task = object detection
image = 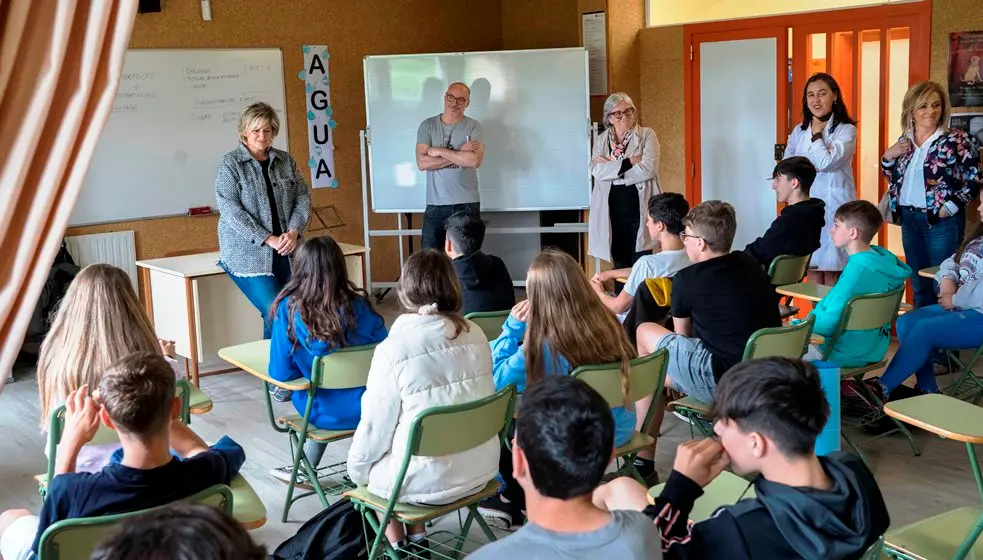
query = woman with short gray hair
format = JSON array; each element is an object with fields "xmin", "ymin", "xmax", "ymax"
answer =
[
  {"xmin": 215, "ymin": 102, "xmax": 311, "ymax": 348},
  {"xmin": 588, "ymin": 92, "xmax": 661, "ymax": 272}
]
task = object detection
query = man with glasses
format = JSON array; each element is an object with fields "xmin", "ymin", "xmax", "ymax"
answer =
[{"xmin": 416, "ymin": 82, "xmax": 485, "ymax": 250}]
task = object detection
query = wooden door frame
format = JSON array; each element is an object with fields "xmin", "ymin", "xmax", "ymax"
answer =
[{"xmin": 683, "ymin": 1, "xmax": 933, "ymax": 205}]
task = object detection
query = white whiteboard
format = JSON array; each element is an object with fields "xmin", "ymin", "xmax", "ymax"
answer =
[
  {"xmin": 364, "ymin": 48, "xmax": 591, "ymax": 213},
  {"xmin": 70, "ymin": 49, "xmax": 288, "ymax": 226}
]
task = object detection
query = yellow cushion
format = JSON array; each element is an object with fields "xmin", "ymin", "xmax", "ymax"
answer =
[
  {"xmin": 344, "ymin": 480, "xmax": 499, "ymax": 523},
  {"xmin": 277, "ymin": 415, "xmax": 355, "ymax": 443},
  {"xmin": 644, "ymin": 277, "xmax": 673, "ymax": 307}
]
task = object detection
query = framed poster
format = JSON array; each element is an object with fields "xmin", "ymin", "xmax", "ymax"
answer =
[
  {"xmin": 948, "ymin": 31, "xmax": 983, "ymax": 107},
  {"xmin": 951, "ymin": 113, "xmax": 983, "ymax": 147}
]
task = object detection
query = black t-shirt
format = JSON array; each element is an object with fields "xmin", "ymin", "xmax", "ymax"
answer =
[
  {"xmin": 671, "ymin": 251, "xmax": 781, "ymax": 379},
  {"xmin": 260, "ymin": 158, "xmax": 283, "ymax": 236},
  {"xmin": 453, "ymin": 251, "xmax": 516, "ymax": 314}
]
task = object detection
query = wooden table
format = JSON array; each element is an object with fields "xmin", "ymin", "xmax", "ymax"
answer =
[
  {"xmin": 774, "ymin": 282, "xmax": 831, "ymax": 303},
  {"xmin": 919, "ymin": 266, "xmax": 940, "ymax": 279},
  {"xmin": 137, "ymin": 244, "xmax": 367, "ymax": 386}
]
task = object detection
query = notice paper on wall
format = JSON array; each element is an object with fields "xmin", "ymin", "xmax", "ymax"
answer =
[
  {"xmin": 582, "ymin": 12, "xmax": 608, "ymax": 96},
  {"xmin": 302, "ymin": 45, "xmax": 338, "ymax": 188}
]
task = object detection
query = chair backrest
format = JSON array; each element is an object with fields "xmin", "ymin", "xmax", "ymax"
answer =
[
  {"xmin": 46, "ymin": 380, "xmax": 193, "ymax": 486},
  {"xmin": 822, "ymin": 287, "xmax": 904, "ymax": 360},
  {"xmin": 37, "ymin": 484, "xmax": 233, "ymax": 560},
  {"xmin": 310, "ymin": 344, "xmax": 378, "ymax": 390},
  {"xmin": 742, "ymin": 315, "xmax": 815, "ymax": 362},
  {"xmin": 408, "ymin": 385, "xmax": 517, "ymax": 459},
  {"xmin": 464, "ymin": 310, "xmax": 511, "ymax": 342},
  {"xmin": 767, "ymin": 254, "xmax": 811, "ymax": 286},
  {"xmin": 858, "ymin": 536, "xmax": 884, "ymax": 560},
  {"xmin": 571, "ymin": 349, "xmax": 670, "ymax": 407}
]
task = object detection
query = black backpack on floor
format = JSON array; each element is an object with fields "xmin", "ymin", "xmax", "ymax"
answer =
[{"xmin": 270, "ymin": 499, "xmax": 374, "ymax": 560}]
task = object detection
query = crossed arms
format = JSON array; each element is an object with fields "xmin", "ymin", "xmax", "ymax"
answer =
[{"xmin": 416, "ymin": 141, "xmax": 485, "ymax": 171}]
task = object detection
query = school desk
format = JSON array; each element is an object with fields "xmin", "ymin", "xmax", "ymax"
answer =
[
  {"xmin": 647, "ymin": 470, "xmax": 755, "ymax": 521},
  {"xmin": 919, "ymin": 266, "xmax": 940, "ymax": 279},
  {"xmin": 137, "ymin": 244, "xmax": 368, "ymax": 386},
  {"xmin": 774, "ymin": 282, "xmax": 831, "ymax": 303}
]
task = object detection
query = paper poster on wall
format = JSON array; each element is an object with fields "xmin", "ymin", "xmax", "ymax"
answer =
[
  {"xmin": 582, "ymin": 12, "xmax": 608, "ymax": 96},
  {"xmin": 301, "ymin": 45, "xmax": 338, "ymax": 188},
  {"xmin": 951, "ymin": 113, "xmax": 983, "ymax": 147},
  {"xmin": 948, "ymin": 31, "xmax": 983, "ymax": 107}
]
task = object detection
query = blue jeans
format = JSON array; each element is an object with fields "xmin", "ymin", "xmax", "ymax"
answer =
[
  {"xmin": 221, "ymin": 253, "xmax": 292, "ymax": 339},
  {"xmin": 879, "ymin": 304, "xmax": 983, "ymax": 394},
  {"xmin": 900, "ymin": 208, "xmax": 962, "ymax": 308},
  {"xmin": 422, "ymin": 202, "xmax": 480, "ymax": 250}
]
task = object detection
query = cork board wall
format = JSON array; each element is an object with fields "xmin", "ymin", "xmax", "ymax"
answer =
[
  {"xmin": 639, "ymin": 25, "xmax": 686, "ymax": 195},
  {"xmin": 65, "ymin": 0, "xmax": 503, "ymax": 283}
]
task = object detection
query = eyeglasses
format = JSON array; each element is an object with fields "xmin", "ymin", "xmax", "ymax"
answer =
[
  {"xmin": 445, "ymin": 93, "xmax": 468, "ymax": 106},
  {"xmin": 679, "ymin": 231, "xmax": 712, "ymax": 246},
  {"xmin": 609, "ymin": 107, "xmax": 636, "ymax": 120}
]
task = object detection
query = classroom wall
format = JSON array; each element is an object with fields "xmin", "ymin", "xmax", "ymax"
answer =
[
  {"xmin": 66, "ymin": 0, "xmax": 503, "ymax": 283},
  {"xmin": 502, "ymin": 0, "xmax": 580, "ymax": 50}
]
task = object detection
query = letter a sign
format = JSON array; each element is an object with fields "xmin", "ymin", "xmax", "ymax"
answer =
[{"xmin": 302, "ymin": 45, "xmax": 337, "ymax": 188}]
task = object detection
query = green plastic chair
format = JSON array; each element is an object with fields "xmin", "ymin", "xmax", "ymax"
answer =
[
  {"xmin": 464, "ymin": 310, "xmax": 511, "ymax": 342},
  {"xmin": 572, "ymin": 349, "xmax": 669, "ymax": 484},
  {"xmin": 768, "ymin": 254, "xmax": 812, "ymax": 319},
  {"xmin": 345, "ymin": 385, "xmax": 517, "ymax": 560},
  {"xmin": 37, "ymin": 484, "xmax": 232, "ymax": 560},
  {"xmin": 36, "ymin": 380, "xmax": 266, "ymax": 530},
  {"xmin": 276, "ymin": 344, "xmax": 377, "ymax": 522},
  {"xmin": 883, "ymin": 394, "xmax": 983, "ymax": 560},
  {"xmin": 943, "ymin": 342, "xmax": 983, "ymax": 403},
  {"xmin": 668, "ymin": 316, "xmax": 816, "ymax": 437},
  {"xmin": 815, "ymin": 287, "xmax": 920, "ymax": 459}
]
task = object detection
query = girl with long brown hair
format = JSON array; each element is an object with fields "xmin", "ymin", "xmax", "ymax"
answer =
[
  {"xmin": 267, "ymin": 235, "xmax": 386, "ymax": 484},
  {"xmin": 481, "ymin": 249, "xmax": 638, "ymax": 529},
  {"xmin": 37, "ymin": 264, "xmax": 184, "ymax": 472}
]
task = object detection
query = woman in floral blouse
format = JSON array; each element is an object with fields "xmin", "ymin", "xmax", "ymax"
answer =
[{"xmin": 882, "ymin": 80, "xmax": 983, "ymax": 308}]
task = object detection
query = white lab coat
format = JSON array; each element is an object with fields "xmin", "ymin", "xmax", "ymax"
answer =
[
  {"xmin": 588, "ymin": 126, "xmax": 661, "ymax": 263},
  {"xmin": 783, "ymin": 117, "xmax": 857, "ymax": 271}
]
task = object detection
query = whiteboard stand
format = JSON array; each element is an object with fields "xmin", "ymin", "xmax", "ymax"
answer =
[{"xmin": 360, "ymin": 129, "xmax": 590, "ymax": 296}]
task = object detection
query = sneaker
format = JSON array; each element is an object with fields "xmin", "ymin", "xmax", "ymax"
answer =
[
  {"xmin": 478, "ymin": 495, "xmax": 523, "ymax": 531},
  {"xmin": 399, "ymin": 538, "xmax": 431, "ymax": 559},
  {"xmin": 269, "ymin": 384, "xmax": 292, "ymax": 403},
  {"xmin": 671, "ymin": 411, "xmax": 693, "ymax": 424}
]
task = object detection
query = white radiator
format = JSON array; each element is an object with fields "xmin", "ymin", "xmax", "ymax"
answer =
[{"xmin": 64, "ymin": 231, "xmax": 138, "ymax": 291}]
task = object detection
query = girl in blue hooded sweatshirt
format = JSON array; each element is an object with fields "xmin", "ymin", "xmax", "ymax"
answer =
[{"xmin": 267, "ymin": 235, "xmax": 387, "ymax": 484}]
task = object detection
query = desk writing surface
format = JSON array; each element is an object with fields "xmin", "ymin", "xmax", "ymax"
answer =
[
  {"xmin": 135, "ymin": 243, "xmax": 369, "ymax": 278},
  {"xmin": 918, "ymin": 266, "xmax": 940, "ymax": 279},
  {"xmin": 775, "ymin": 282, "xmax": 830, "ymax": 302}
]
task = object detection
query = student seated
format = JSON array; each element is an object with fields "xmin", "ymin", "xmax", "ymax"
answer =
[
  {"xmin": 633, "ymin": 201, "xmax": 780, "ymax": 480},
  {"xmin": 868, "ymin": 202, "xmax": 983, "ymax": 405},
  {"xmin": 346, "ymin": 249, "xmax": 498, "ymax": 555},
  {"xmin": 744, "ymin": 156, "xmax": 825, "ymax": 269},
  {"xmin": 482, "ymin": 249, "xmax": 640, "ymax": 529},
  {"xmin": 90, "ymin": 503, "xmax": 266, "ymax": 560},
  {"xmin": 804, "ymin": 201, "xmax": 910, "ymax": 367},
  {"xmin": 267, "ymin": 236, "xmax": 387, "ymax": 485},
  {"xmin": 590, "ymin": 193, "xmax": 691, "ymax": 336},
  {"xmin": 594, "ymin": 358, "xmax": 890, "ymax": 560},
  {"xmin": 0, "ymin": 352, "xmax": 246, "ymax": 560},
  {"xmin": 35, "ymin": 264, "xmax": 186, "ymax": 474},
  {"xmin": 444, "ymin": 211, "xmax": 515, "ymax": 314},
  {"xmin": 469, "ymin": 377, "xmax": 661, "ymax": 560}
]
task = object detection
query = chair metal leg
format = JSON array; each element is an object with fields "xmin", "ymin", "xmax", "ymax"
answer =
[
  {"xmin": 471, "ymin": 505, "xmax": 497, "ymax": 542},
  {"xmin": 281, "ymin": 431, "xmax": 305, "ymax": 522},
  {"xmin": 853, "ymin": 374, "xmax": 920, "ymax": 457},
  {"xmin": 841, "ymin": 432, "xmax": 867, "ymax": 465}
]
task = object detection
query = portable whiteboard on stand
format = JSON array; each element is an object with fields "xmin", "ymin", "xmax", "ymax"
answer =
[{"xmin": 360, "ymin": 47, "xmax": 596, "ymax": 295}]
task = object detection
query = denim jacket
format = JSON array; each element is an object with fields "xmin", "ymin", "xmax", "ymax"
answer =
[
  {"xmin": 882, "ymin": 128, "xmax": 982, "ymax": 225},
  {"xmin": 215, "ymin": 144, "xmax": 312, "ymax": 276}
]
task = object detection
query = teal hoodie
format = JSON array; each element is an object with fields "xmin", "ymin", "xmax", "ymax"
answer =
[{"xmin": 810, "ymin": 245, "xmax": 911, "ymax": 367}]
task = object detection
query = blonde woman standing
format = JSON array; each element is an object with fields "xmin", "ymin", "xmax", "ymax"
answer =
[
  {"xmin": 588, "ymin": 93, "xmax": 661, "ymax": 272},
  {"xmin": 882, "ymin": 81, "xmax": 983, "ymax": 308},
  {"xmin": 36, "ymin": 264, "xmax": 184, "ymax": 473},
  {"xmin": 215, "ymin": 102, "xmax": 311, "ymax": 346}
]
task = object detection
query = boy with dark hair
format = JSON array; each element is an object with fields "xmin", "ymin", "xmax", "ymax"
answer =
[
  {"xmin": 0, "ymin": 352, "xmax": 245, "ymax": 560},
  {"xmin": 591, "ymin": 193, "xmax": 691, "ymax": 328},
  {"xmin": 444, "ymin": 211, "xmax": 515, "ymax": 314},
  {"xmin": 469, "ymin": 376, "xmax": 660, "ymax": 559},
  {"xmin": 90, "ymin": 504, "xmax": 267, "ymax": 560},
  {"xmin": 595, "ymin": 358, "xmax": 890, "ymax": 560},
  {"xmin": 805, "ymin": 200, "xmax": 910, "ymax": 366},
  {"xmin": 744, "ymin": 156, "xmax": 826, "ymax": 268}
]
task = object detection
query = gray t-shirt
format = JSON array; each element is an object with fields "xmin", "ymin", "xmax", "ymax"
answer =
[
  {"xmin": 416, "ymin": 114, "xmax": 482, "ymax": 206},
  {"xmin": 467, "ymin": 510, "xmax": 662, "ymax": 560}
]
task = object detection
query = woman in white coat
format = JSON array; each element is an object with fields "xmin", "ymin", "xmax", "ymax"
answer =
[
  {"xmin": 347, "ymin": 249, "xmax": 498, "ymax": 551},
  {"xmin": 784, "ymin": 73, "xmax": 857, "ymax": 285},
  {"xmin": 589, "ymin": 92, "xmax": 661, "ymax": 273}
]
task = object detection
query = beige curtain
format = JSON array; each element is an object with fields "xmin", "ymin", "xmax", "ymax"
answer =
[{"xmin": 0, "ymin": 1, "xmax": 137, "ymax": 390}]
